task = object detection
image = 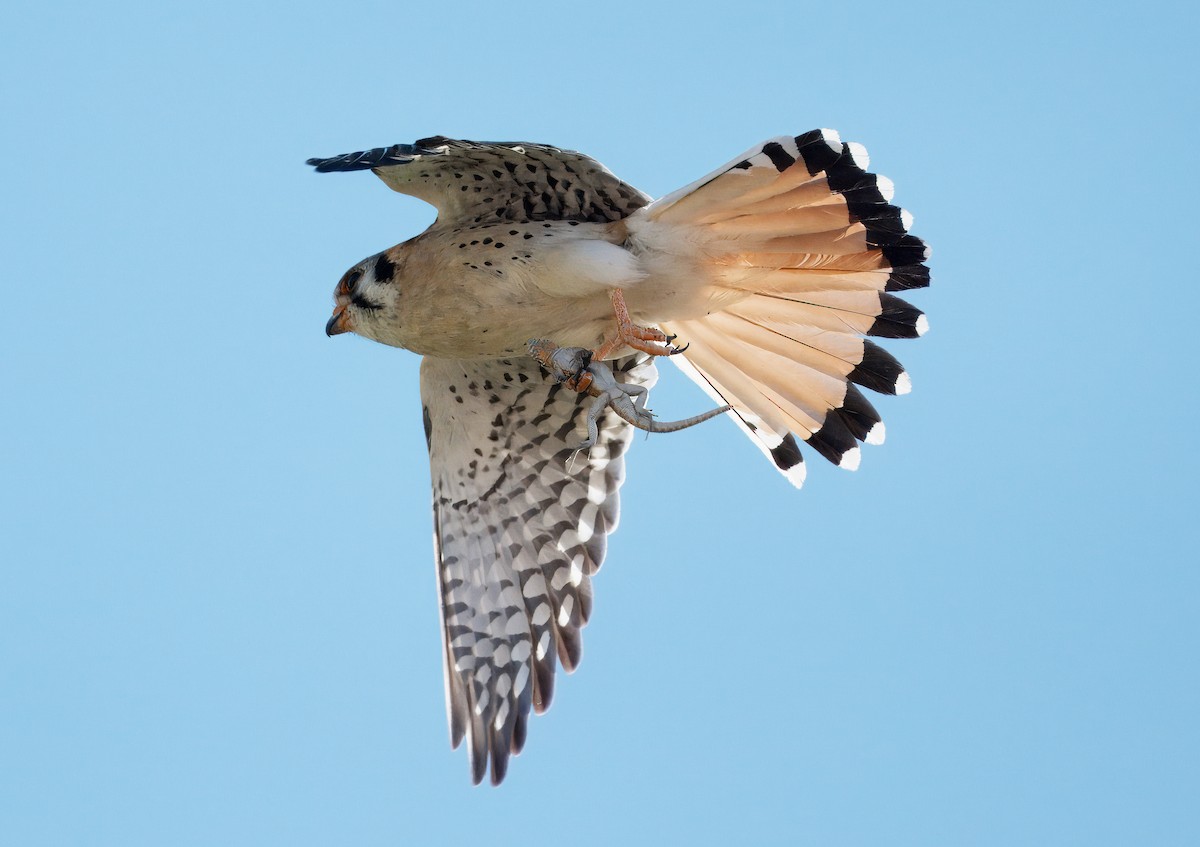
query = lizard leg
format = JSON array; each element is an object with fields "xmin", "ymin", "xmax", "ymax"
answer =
[
  {"xmin": 619, "ymin": 382, "xmax": 653, "ymax": 415},
  {"xmin": 578, "ymin": 392, "xmax": 610, "ymax": 450},
  {"xmin": 592, "ymin": 289, "xmax": 689, "ymax": 360}
]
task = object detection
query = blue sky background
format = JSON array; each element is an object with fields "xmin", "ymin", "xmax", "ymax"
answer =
[{"xmin": 3, "ymin": 1, "xmax": 1197, "ymax": 844}]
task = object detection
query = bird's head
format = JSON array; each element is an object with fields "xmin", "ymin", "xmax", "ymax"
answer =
[{"xmin": 325, "ymin": 249, "xmax": 404, "ymax": 344}]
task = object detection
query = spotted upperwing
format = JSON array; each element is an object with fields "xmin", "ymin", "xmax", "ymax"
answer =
[{"xmin": 307, "ymin": 136, "xmax": 651, "ymax": 226}]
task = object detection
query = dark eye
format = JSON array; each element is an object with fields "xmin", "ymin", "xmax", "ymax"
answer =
[{"xmin": 339, "ymin": 268, "xmax": 363, "ymax": 296}]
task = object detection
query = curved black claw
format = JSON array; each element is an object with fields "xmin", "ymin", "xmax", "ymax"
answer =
[{"xmin": 667, "ymin": 342, "xmax": 690, "ymax": 355}]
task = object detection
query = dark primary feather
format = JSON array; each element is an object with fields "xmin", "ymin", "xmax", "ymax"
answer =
[{"xmin": 307, "ymin": 136, "xmax": 651, "ymax": 226}]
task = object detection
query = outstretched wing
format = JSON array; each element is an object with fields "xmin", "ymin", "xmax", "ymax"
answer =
[
  {"xmin": 307, "ymin": 136, "xmax": 650, "ymax": 226},
  {"xmin": 420, "ymin": 352, "xmax": 655, "ymax": 785}
]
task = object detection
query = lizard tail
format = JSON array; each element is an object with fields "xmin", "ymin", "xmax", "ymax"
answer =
[{"xmin": 636, "ymin": 404, "xmax": 732, "ymax": 434}]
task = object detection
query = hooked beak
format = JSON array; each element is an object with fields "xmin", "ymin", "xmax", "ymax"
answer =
[{"xmin": 326, "ymin": 304, "xmax": 350, "ymax": 337}]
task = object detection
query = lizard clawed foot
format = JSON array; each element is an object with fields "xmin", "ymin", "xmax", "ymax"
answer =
[{"xmin": 565, "ymin": 445, "xmax": 590, "ymax": 474}]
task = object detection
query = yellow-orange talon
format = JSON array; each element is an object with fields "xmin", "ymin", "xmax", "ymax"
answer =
[{"xmin": 593, "ymin": 289, "xmax": 688, "ymax": 360}]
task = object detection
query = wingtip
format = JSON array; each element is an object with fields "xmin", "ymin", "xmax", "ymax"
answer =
[
  {"xmin": 489, "ymin": 751, "xmax": 510, "ymax": 786},
  {"xmin": 469, "ymin": 747, "xmax": 487, "ymax": 786}
]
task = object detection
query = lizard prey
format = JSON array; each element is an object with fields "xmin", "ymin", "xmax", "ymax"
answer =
[{"xmin": 528, "ymin": 339, "xmax": 731, "ymax": 451}]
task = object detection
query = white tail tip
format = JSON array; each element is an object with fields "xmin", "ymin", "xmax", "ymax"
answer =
[{"xmin": 845, "ymin": 141, "xmax": 869, "ymax": 169}]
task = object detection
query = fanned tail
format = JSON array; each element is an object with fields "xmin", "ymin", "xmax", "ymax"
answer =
[{"xmin": 637, "ymin": 130, "xmax": 929, "ymax": 485}]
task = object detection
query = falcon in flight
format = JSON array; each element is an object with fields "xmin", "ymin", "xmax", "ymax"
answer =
[{"xmin": 308, "ymin": 131, "xmax": 928, "ymax": 784}]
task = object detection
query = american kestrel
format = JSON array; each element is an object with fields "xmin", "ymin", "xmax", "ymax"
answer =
[{"xmin": 308, "ymin": 132, "xmax": 928, "ymax": 784}]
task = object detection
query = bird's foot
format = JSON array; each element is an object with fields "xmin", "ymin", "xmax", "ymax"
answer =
[{"xmin": 592, "ymin": 289, "xmax": 689, "ymax": 360}]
